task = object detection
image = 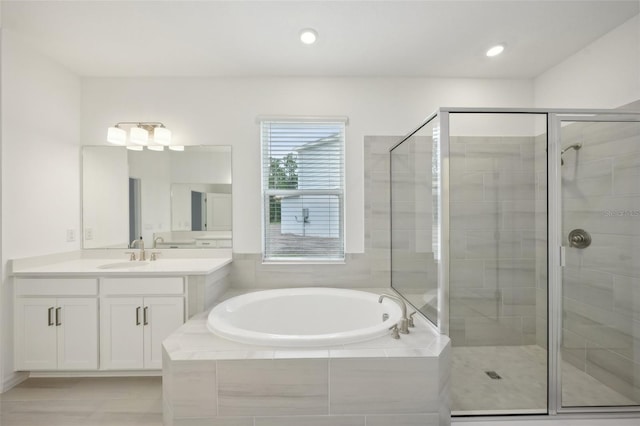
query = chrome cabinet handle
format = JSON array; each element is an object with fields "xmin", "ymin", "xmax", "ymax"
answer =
[
  {"xmin": 48, "ymin": 307, "xmax": 54, "ymax": 326},
  {"xmin": 143, "ymin": 307, "xmax": 149, "ymax": 325},
  {"xmin": 136, "ymin": 307, "xmax": 141, "ymax": 325},
  {"xmin": 55, "ymin": 307, "xmax": 61, "ymax": 326}
]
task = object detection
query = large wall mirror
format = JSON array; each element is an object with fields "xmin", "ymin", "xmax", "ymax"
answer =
[{"xmin": 82, "ymin": 146, "xmax": 232, "ymax": 249}]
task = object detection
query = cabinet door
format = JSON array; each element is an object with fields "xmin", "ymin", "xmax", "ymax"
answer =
[
  {"xmin": 100, "ymin": 297, "xmax": 144, "ymax": 370},
  {"xmin": 15, "ymin": 298, "xmax": 57, "ymax": 370},
  {"xmin": 143, "ymin": 297, "xmax": 184, "ymax": 369},
  {"xmin": 57, "ymin": 298, "xmax": 98, "ymax": 370}
]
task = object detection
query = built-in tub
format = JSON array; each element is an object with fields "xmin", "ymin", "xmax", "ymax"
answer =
[{"xmin": 206, "ymin": 287, "xmax": 403, "ymax": 347}]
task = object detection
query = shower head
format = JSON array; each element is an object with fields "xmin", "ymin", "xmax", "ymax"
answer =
[{"xmin": 560, "ymin": 143, "xmax": 582, "ymax": 165}]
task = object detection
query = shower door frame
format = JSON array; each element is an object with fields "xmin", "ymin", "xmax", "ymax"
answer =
[
  {"xmin": 548, "ymin": 111, "xmax": 640, "ymax": 415},
  {"xmin": 424, "ymin": 108, "xmax": 640, "ymax": 418}
]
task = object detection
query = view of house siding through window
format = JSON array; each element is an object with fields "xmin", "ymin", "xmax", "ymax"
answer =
[{"xmin": 261, "ymin": 121, "xmax": 345, "ymax": 260}]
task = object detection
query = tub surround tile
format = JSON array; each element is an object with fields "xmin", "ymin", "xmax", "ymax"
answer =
[
  {"xmin": 328, "ymin": 349, "xmax": 387, "ymax": 358},
  {"xmin": 169, "ymin": 360, "xmax": 217, "ymax": 418},
  {"xmin": 255, "ymin": 415, "xmax": 365, "ymax": 426},
  {"xmin": 366, "ymin": 413, "xmax": 441, "ymax": 426},
  {"xmin": 274, "ymin": 350, "xmax": 330, "ymax": 359},
  {"xmin": 173, "ymin": 418, "xmax": 254, "ymax": 426},
  {"xmin": 384, "ymin": 347, "xmax": 435, "ymax": 357},
  {"xmin": 217, "ymin": 359, "xmax": 329, "ymax": 416},
  {"xmin": 163, "ymin": 286, "xmax": 450, "ymax": 425},
  {"xmin": 329, "ymin": 357, "xmax": 439, "ymax": 414}
]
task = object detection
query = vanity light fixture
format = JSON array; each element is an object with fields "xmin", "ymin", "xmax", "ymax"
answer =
[
  {"xmin": 147, "ymin": 145, "xmax": 164, "ymax": 152},
  {"xmin": 106, "ymin": 122, "xmax": 173, "ymax": 147},
  {"xmin": 169, "ymin": 145, "xmax": 185, "ymax": 151},
  {"xmin": 300, "ymin": 28, "xmax": 318, "ymax": 45},
  {"xmin": 126, "ymin": 145, "xmax": 144, "ymax": 151},
  {"xmin": 486, "ymin": 44, "xmax": 505, "ymax": 57}
]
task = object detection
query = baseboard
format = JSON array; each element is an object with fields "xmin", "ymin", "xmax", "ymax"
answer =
[
  {"xmin": 2, "ymin": 371, "xmax": 28, "ymax": 393},
  {"xmin": 28, "ymin": 370, "xmax": 161, "ymax": 378}
]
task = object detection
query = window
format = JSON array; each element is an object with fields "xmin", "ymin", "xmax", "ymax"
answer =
[{"xmin": 261, "ymin": 119, "xmax": 345, "ymax": 261}]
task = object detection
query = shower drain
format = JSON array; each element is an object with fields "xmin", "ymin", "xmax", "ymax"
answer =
[{"xmin": 485, "ymin": 371, "xmax": 502, "ymax": 380}]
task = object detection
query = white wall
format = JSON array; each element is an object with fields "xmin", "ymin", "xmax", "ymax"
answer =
[
  {"xmin": 83, "ymin": 147, "xmax": 129, "ymax": 248},
  {"xmin": 535, "ymin": 14, "xmax": 640, "ymax": 109},
  {"xmin": 81, "ymin": 77, "xmax": 534, "ymax": 253},
  {"xmin": 1, "ymin": 30, "xmax": 81, "ymax": 389}
]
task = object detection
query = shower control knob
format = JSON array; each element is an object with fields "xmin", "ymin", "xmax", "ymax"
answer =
[{"xmin": 568, "ymin": 229, "xmax": 591, "ymax": 249}]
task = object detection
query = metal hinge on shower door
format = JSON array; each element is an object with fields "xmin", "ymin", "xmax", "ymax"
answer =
[{"xmin": 560, "ymin": 246, "xmax": 566, "ymax": 267}]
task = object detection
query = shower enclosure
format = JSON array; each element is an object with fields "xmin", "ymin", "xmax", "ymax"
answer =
[{"xmin": 390, "ymin": 108, "xmax": 640, "ymax": 416}]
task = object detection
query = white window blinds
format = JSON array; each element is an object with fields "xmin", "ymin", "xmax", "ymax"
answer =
[{"xmin": 261, "ymin": 120, "xmax": 345, "ymax": 261}]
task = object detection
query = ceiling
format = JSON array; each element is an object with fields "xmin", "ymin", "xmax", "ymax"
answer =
[{"xmin": 2, "ymin": 0, "xmax": 639, "ymax": 78}]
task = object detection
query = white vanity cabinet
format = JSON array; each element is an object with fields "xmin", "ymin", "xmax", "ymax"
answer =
[
  {"xmin": 100, "ymin": 277, "xmax": 185, "ymax": 370},
  {"xmin": 14, "ymin": 278, "xmax": 99, "ymax": 371}
]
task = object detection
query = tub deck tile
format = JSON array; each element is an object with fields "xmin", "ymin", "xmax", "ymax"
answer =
[
  {"xmin": 217, "ymin": 359, "xmax": 329, "ymax": 417},
  {"xmin": 255, "ymin": 415, "xmax": 365, "ymax": 426},
  {"xmin": 329, "ymin": 357, "xmax": 439, "ymax": 415}
]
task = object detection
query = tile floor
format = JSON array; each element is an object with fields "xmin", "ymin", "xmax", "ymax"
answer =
[
  {"xmin": 0, "ymin": 377, "xmax": 162, "ymax": 426},
  {"xmin": 452, "ymin": 345, "xmax": 636, "ymax": 414},
  {"xmin": 1, "ymin": 376, "xmax": 639, "ymax": 426}
]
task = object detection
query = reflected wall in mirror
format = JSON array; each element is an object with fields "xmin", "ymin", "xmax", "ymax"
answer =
[{"xmin": 82, "ymin": 146, "xmax": 232, "ymax": 249}]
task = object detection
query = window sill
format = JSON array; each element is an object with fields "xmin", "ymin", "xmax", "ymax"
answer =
[{"xmin": 261, "ymin": 259, "xmax": 346, "ymax": 265}]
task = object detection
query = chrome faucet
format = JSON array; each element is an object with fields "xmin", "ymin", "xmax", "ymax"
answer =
[
  {"xmin": 130, "ymin": 238, "xmax": 146, "ymax": 261},
  {"xmin": 153, "ymin": 236, "xmax": 165, "ymax": 249},
  {"xmin": 378, "ymin": 293, "xmax": 410, "ymax": 334}
]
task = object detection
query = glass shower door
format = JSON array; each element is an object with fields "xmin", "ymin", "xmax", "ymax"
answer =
[{"xmin": 556, "ymin": 115, "xmax": 640, "ymax": 410}]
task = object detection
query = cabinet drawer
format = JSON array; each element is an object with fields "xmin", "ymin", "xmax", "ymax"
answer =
[
  {"xmin": 195, "ymin": 239, "xmax": 232, "ymax": 248},
  {"xmin": 15, "ymin": 278, "xmax": 98, "ymax": 296},
  {"xmin": 101, "ymin": 277, "xmax": 184, "ymax": 295}
]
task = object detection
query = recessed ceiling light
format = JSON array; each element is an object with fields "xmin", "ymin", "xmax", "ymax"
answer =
[
  {"xmin": 486, "ymin": 44, "xmax": 505, "ymax": 57},
  {"xmin": 300, "ymin": 28, "xmax": 318, "ymax": 45}
]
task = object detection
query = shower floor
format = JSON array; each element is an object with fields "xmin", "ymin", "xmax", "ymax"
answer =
[{"xmin": 452, "ymin": 345, "xmax": 636, "ymax": 414}]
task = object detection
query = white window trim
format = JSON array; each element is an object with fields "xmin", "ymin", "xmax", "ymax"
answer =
[{"xmin": 260, "ymin": 118, "xmax": 346, "ymax": 262}]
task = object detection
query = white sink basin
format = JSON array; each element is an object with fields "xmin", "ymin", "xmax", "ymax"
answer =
[{"xmin": 97, "ymin": 261, "xmax": 149, "ymax": 270}]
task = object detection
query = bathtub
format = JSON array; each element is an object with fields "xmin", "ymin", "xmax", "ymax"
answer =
[{"xmin": 206, "ymin": 287, "xmax": 403, "ymax": 347}]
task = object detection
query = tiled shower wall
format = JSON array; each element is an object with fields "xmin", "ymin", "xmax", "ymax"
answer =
[
  {"xmin": 560, "ymin": 119, "xmax": 640, "ymax": 403},
  {"xmin": 448, "ymin": 135, "xmax": 542, "ymax": 347}
]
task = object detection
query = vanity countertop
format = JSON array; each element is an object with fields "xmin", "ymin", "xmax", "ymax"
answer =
[{"xmin": 11, "ymin": 257, "xmax": 232, "ymax": 277}]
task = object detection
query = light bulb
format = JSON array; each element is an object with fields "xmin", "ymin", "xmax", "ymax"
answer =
[
  {"xmin": 148, "ymin": 145, "xmax": 164, "ymax": 151},
  {"xmin": 300, "ymin": 29, "xmax": 318, "ymax": 45},
  {"xmin": 486, "ymin": 44, "xmax": 505, "ymax": 57},
  {"xmin": 169, "ymin": 145, "xmax": 185, "ymax": 152}
]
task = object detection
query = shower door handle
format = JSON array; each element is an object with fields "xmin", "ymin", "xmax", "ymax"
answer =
[{"xmin": 568, "ymin": 229, "xmax": 591, "ymax": 249}]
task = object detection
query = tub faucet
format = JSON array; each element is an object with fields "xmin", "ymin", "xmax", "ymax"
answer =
[
  {"xmin": 378, "ymin": 293, "xmax": 409, "ymax": 334},
  {"xmin": 130, "ymin": 238, "xmax": 146, "ymax": 261}
]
